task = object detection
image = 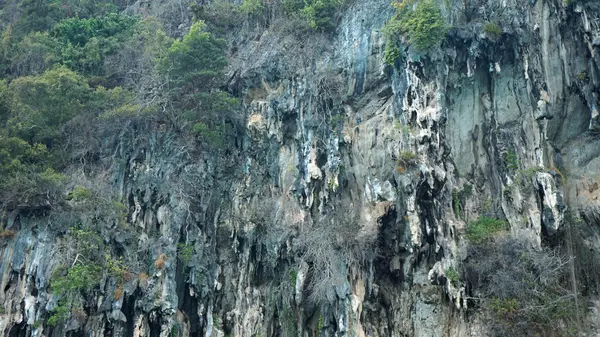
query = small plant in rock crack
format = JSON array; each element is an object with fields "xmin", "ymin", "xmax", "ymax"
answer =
[
  {"xmin": 503, "ymin": 149, "xmax": 519, "ymax": 171},
  {"xmin": 288, "ymin": 268, "xmax": 298, "ymax": 287},
  {"xmin": 445, "ymin": 267, "xmax": 460, "ymax": 284},
  {"xmin": 397, "ymin": 151, "xmax": 417, "ymax": 164},
  {"xmin": 483, "ymin": 22, "xmax": 502, "ymax": 39},
  {"xmin": 177, "ymin": 243, "xmax": 194, "ymax": 265},
  {"xmin": 396, "ymin": 150, "xmax": 417, "ymax": 173}
]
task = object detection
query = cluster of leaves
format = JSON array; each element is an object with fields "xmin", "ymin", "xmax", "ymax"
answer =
[
  {"xmin": 300, "ymin": 0, "xmax": 348, "ymax": 31},
  {"xmin": 49, "ymin": 227, "xmax": 137, "ymax": 325},
  {"xmin": 466, "ymin": 216, "xmax": 507, "ymax": 244},
  {"xmin": 383, "ymin": 0, "xmax": 448, "ymax": 62},
  {"xmin": 466, "ymin": 238, "xmax": 578, "ymax": 336},
  {"xmin": 483, "ymin": 22, "xmax": 502, "ymax": 39}
]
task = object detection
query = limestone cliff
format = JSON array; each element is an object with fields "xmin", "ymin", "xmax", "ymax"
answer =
[{"xmin": 2, "ymin": 0, "xmax": 600, "ymax": 336}]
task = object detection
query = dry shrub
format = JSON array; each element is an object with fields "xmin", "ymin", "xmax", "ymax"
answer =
[
  {"xmin": 114, "ymin": 285, "xmax": 124, "ymax": 300},
  {"xmin": 466, "ymin": 237, "xmax": 578, "ymax": 337},
  {"xmin": 0, "ymin": 229, "xmax": 15, "ymax": 239},
  {"xmin": 297, "ymin": 202, "xmax": 377, "ymax": 304},
  {"xmin": 154, "ymin": 253, "xmax": 168, "ymax": 270},
  {"xmin": 138, "ymin": 272, "xmax": 150, "ymax": 287}
]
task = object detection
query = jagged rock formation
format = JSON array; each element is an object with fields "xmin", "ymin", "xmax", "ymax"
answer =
[{"xmin": 2, "ymin": 0, "xmax": 600, "ymax": 336}]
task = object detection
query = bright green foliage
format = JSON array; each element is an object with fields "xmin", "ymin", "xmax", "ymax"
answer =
[
  {"xmin": 280, "ymin": 0, "xmax": 347, "ymax": 31},
  {"xmin": 466, "ymin": 216, "xmax": 506, "ymax": 244},
  {"xmin": 50, "ymin": 13, "xmax": 137, "ymax": 75},
  {"xmin": 47, "ymin": 301, "xmax": 71, "ymax": 326},
  {"xmin": 383, "ymin": 0, "xmax": 448, "ymax": 51},
  {"xmin": 193, "ymin": 122, "xmax": 228, "ymax": 148},
  {"xmin": 51, "ymin": 263, "xmax": 102, "ymax": 296},
  {"xmin": 384, "ymin": 41, "xmax": 402, "ymax": 65},
  {"xmin": 49, "ymin": 263, "xmax": 102, "ymax": 325},
  {"xmin": 445, "ymin": 267, "xmax": 460, "ymax": 284},
  {"xmin": 177, "ymin": 243, "xmax": 194, "ymax": 265},
  {"xmin": 489, "ymin": 297, "xmax": 519, "ymax": 316},
  {"xmin": 397, "ymin": 150, "xmax": 417, "ymax": 164},
  {"xmin": 159, "ymin": 21, "xmax": 238, "ymax": 146},
  {"xmin": 67, "ymin": 186, "xmax": 92, "ymax": 201},
  {"xmin": 288, "ymin": 268, "xmax": 298, "ymax": 286}
]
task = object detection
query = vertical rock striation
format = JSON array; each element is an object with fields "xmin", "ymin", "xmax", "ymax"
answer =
[{"xmin": 2, "ymin": 0, "xmax": 600, "ymax": 336}]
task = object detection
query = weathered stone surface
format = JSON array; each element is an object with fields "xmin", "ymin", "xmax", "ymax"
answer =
[{"xmin": 2, "ymin": 0, "xmax": 600, "ymax": 336}]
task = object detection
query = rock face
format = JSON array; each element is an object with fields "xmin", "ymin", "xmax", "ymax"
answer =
[{"xmin": 2, "ymin": 0, "xmax": 600, "ymax": 336}]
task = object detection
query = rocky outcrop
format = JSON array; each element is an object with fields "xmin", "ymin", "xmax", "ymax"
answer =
[{"xmin": 2, "ymin": 0, "xmax": 600, "ymax": 336}]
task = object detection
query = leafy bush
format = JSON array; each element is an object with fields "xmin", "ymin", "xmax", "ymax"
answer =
[
  {"xmin": 6, "ymin": 65, "xmax": 93, "ymax": 144},
  {"xmin": 503, "ymin": 149, "xmax": 519, "ymax": 170},
  {"xmin": 483, "ymin": 22, "xmax": 502, "ymax": 39},
  {"xmin": 49, "ymin": 262, "xmax": 102, "ymax": 325},
  {"xmin": 177, "ymin": 243, "xmax": 194, "ymax": 265},
  {"xmin": 67, "ymin": 186, "xmax": 93, "ymax": 201},
  {"xmin": 445, "ymin": 267, "xmax": 460, "ymax": 284},
  {"xmin": 159, "ymin": 21, "xmax": 227, "ymax": 95},
  {"xmin": 383, "ymin": 0, "xmax": 448, "ymax": 52},
  {"xmin": 0, "ymin": 136, "xmax": 66, "ymax": 211},
  {"xmin": 466, "ymin": 216, "xmax": 506, "ymax": 244},
  {"xmin": 384, "ymin": 41, "xmax": 402, "ymax": 65},
  {"xmin": 302, "ymin": 0, "xmax": 345, "ymax": 31}
]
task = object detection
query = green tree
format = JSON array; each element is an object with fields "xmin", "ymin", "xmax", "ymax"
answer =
[
  {"xmin": 160, "ymin": 21, "xmax": 227, "ymax": 97},
  {"xmin": 6, "ymin": 65, "xmax": 92, "ymax": 145},
  {"xmin": 383, "ymin": 0, "xmax": 448, "ymax": 53},
  {"xmin": 158, "ymin": 21, "xmax": 238, "ymax": 142},
  {"xmin": 51, "ymin": 13, "xmax": 137, "ymax": 75}
]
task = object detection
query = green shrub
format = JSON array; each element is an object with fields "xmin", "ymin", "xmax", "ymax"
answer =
[
  {"xmin": 302, "ymin": 0, "xmax": 345, "ymax": 31},
  {"xmin": 445, "ymin": 267, "xmax": 460, "ymax": 284},
  {"xmin": 177, "ymin": 243, "xmax": 194, "ymax": 265},
  {"xmin": 503, "ymin": 149, "xmax": 519, "ymax": 171},
  {"xmin": 49, "ymin": 263, "xmax": 102, "ymax": 325},
  {"xmin": 384, "ymin": 41, "xmax": 402, "ymax": 65},
  {"xmin": 483, "ymin": 22, "xmax": 502, "ymax": 39},
  {"xmin": 6, "ymin": 65, "xmax": 93, "ymax": 144},
  {"xmin": 240, "ymin": 0, "xmax": 265, "ymax": 15},
  {"xmin": 51, "ymin": 263, "xmax": 102, "ymax": 296},
  {"xmin": 288, "ymin": 268, "xmax": 298, "ymax": 287},
  {"xmin": 466, "ymin": 216, "xmax": 506, "ymax": 244},
  {"xmin": 383, "ymin": 0, "xmax": 448, "ymax": 51},
  {"xmin": 397, "ymin": 151, "xmax": 417, "ymax": 164},
  {"xmin": 67, "ymin": 186, "xmax": 93, "ymax": 201}
]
